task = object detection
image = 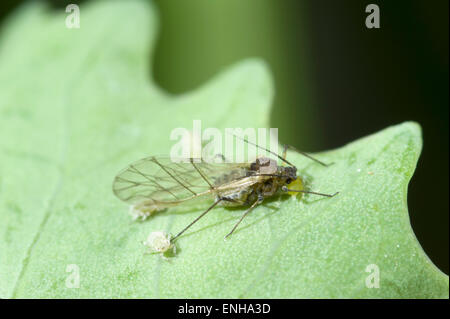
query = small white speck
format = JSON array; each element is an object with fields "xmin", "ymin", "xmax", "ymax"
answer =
[
  {"xmin": 143, "ymin": 231, "xmax": 176, "ymax": 258},
  {"xmin": 129, "ymin": 202, "xmax": 160, "ymax": 221},
  {"xmin": 357, "ymin": 168, "xmax": 361, "ymax": 173},
  {"xmin": 396, "ymin": 244, "xmax": 400, "ymax": 248}
]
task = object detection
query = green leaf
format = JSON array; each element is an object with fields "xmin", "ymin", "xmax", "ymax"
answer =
[{"xmin": 0, "ymin": 1, "xmax": 447, "ymax": 298}]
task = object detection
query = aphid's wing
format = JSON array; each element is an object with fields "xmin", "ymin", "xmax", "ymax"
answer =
[{"xmin": 112, "ymin": 156, "xmax": 249, "ymax": 206}]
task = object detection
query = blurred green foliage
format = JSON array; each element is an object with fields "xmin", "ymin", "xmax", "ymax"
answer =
[{"xmin": 153, "ymin": 0, "xmax": 319, "ymax": 150}]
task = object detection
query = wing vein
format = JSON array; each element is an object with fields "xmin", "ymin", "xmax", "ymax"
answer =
[{"xmin": 152, "ymin": 158, "xmax": 197, "ymax": 196}]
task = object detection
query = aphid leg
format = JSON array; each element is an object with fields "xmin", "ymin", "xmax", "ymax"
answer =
[
  {"xmin": 281, "ymin": 186, "xmax": 339, "ymax": 197},
  {"xmin": 224, "ymin": 194, "xmax": 263, "ymax": 239},
  {"xmin": 171, "ymin": 199, "xmax": 222, "ymax": 242},
  {"xmin": 283, "ymin": 144, "xmax": 333, "ymax": 167}
]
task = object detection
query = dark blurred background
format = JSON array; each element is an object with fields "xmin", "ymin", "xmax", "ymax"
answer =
[{"xmin": 0, "ymin": 0, "xmax": 448, "ymax": 274}]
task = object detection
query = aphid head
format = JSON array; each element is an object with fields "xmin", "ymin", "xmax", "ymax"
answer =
[
  {"xmin": 279, "ymin": 165, "xmax": 297, "ymax": 183},
  {"xmin": 279, "ymin": 166, "xmax": 303, "ymax": 196}
]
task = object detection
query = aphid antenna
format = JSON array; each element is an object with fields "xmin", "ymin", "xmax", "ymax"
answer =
[
  {"xmin": 282, "ymin": 144, "xmax": 332, "ymax": 167},
  {"xmin": 281, "ymin": 186, "xmax": 339, "ymax": 198},
  {"xmin": 230, "ymin": 133, "xmax": 296, "ymax": 167},
  {"xmin": 230, "ymin": 133, "xmax": 331, "ymax": 167}
]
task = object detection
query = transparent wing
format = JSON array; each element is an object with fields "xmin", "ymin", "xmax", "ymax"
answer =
[{"xmin": 112, "ymin": 156, "xmax": 249, "ymax": 206}]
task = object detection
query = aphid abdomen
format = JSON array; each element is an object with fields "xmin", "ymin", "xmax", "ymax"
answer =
[
  {"xmin": 216, "ymin": 188, "xmax": 251, "ymax": 207},
  {"xmin": 214, "ymin": 168, "xmax": 247, "ymax": 186}
]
